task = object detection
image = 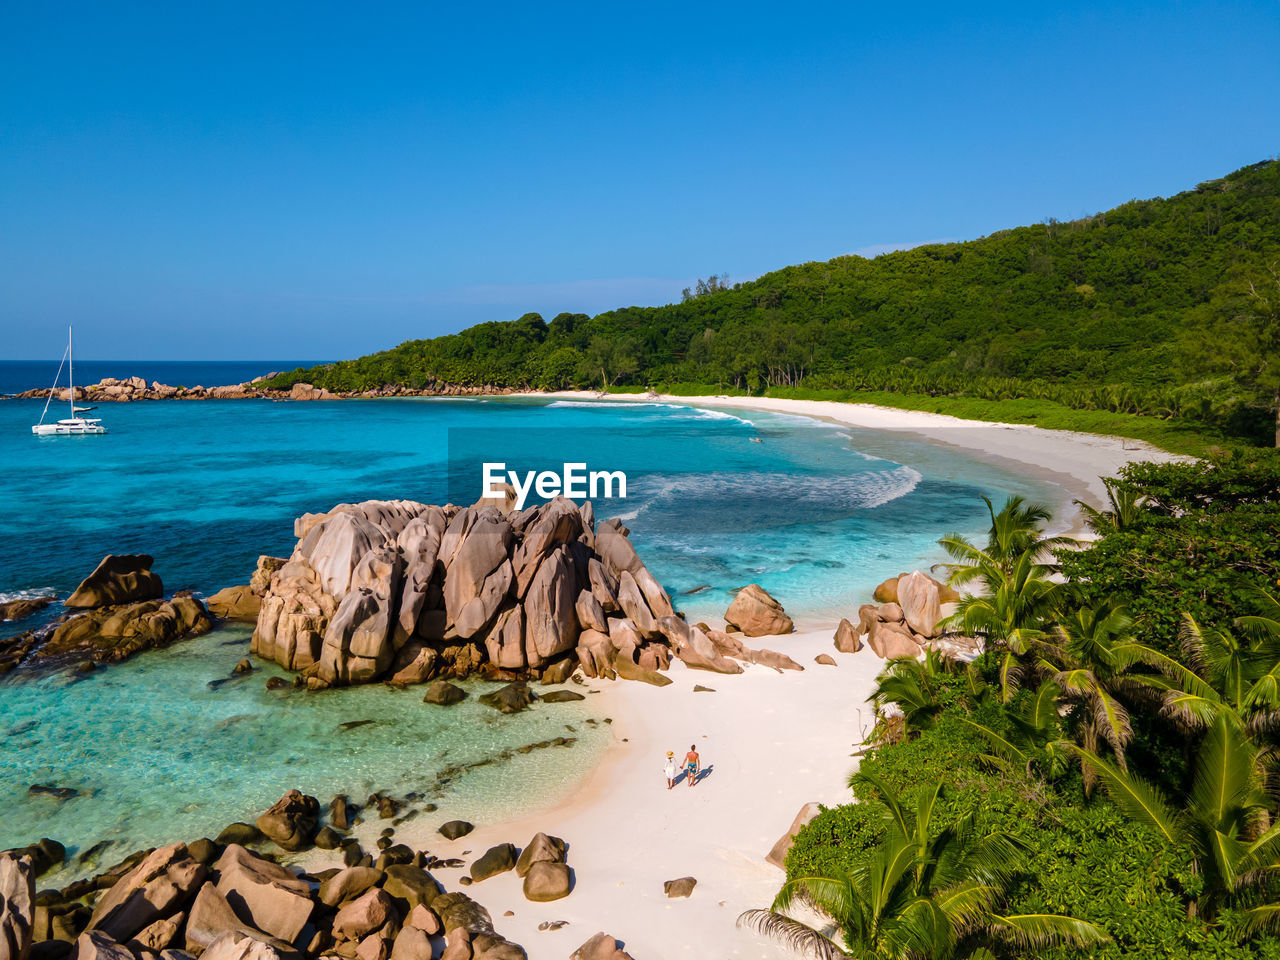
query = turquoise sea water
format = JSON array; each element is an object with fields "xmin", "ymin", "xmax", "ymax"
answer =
[{"xmin": 0, "ymin": 395, "xmax": 1060, "ymax": 863}]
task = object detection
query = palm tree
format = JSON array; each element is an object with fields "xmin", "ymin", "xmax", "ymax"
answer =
[
  {"xmin": 937, "ymin": 496, "xmax": 1075, "ymax": 589},
  {"xmin": 737, "ymin": 775, "xmax": 1108, "ymax": 959},
  {"xmin": 1077, "ymin": 712, "xmax": 1280, "ymax": 925},
  {"xmin": 943, "ymin": 549, "xmax": 1061, "ymax": 702},
  {"xmin": 1139, "ymin": 613, "xmax": 1280, "ymax": 738},
  {"xmin": 1236, "ymin": 586, "xmax": 1280, "ymax": 645},
  {"xmin": 870, "ymin": 650, "xmax": 954, "ymax": 740},
  {"xmin": 1073, "ymin": 478, "xmax": 1148, "ymax": 536},
  {"xmin": 1033, "ymin": 601, "xmax": 1169, "ymax": 792},
  {"xmin": 958, "ymin": 678, "xmax": 1073, "ymax": 783}
]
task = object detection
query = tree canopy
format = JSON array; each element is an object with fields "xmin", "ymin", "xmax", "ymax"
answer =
[{"xmin": 265, "ymin": 158, "xmax": 1280, "ymax": 445}]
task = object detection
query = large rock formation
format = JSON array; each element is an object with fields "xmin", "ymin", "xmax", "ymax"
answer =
[
  {"xmin": 65, "ymin": 556, "xmax": 163, "ymax": 609},
  {"xmin": 252, "ymin": 500, "xmax": 677, "ymax": 687}
]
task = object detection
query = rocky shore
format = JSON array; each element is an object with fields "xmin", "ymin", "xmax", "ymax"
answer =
[
  {"xmin": 5, "ymin": 378, "xmax": 515, "ymax": 403},
  {"xmin": 0, "ymin": 786, "xmax": 632, "ymax": 960},
  {"xmin": 0, "ymin": 556, "xmax": 212, "ymax": 675}
]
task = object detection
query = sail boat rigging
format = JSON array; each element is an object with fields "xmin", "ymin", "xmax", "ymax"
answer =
[{"xmin": 32, "ymin": 326, "xmax": 107, "ymax": 436}]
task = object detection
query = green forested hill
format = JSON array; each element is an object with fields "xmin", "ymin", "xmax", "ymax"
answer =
[{"xmin": 267, "ymin": 158, "xmax": 1280, "ymax": 445}]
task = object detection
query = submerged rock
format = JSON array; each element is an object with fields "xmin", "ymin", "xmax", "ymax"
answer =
[
  {"xmin": 0, "ymin": 597, "xmax": 55, "ymax": 623},
  {"xmin": 539, "ymin": 690, "xmax": 584, "ymax": 703},
  {"xmin": 437, "ymin": 821, "xmax": 473, "ymax": 841},
  {"xmin": 478, "ymin": 681, "xmax": 536, "ymax": 714},
  {"xmin": 422, "ymin": 681, "xmax": 466, "ymax": 706}
]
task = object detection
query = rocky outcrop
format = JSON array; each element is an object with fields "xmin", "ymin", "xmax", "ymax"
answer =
[
  {"xmin": 4, "ymin": 821, "xmax": 548, "ymax": 960},
  {"xmin": 867, "ymin": 620, "xmax": 921, "ymax": 660},
  {"xmin": 206, "ymin": 556, "xmax": 284, "ymax": 623},
  {"xmin": 1, "ymin": 853, "xmax": 34, "ymax": 960},
  {"xmin": 723, "ymin": 585, "xmax": 793, "ymax": 637},
  {"xmin": 287, "ymin": 384, "xmax": 337, "ymax": 402},
  {"xmin": 86, "ymin": 843, "xmax": 207, "ymax": 944},
  {"xmin": 873, "ymin": 571, "xmax": 959, "ymax": 607},
  {"xmin": 212, "ymin": 846, "xmax": 312, "ymax": 944},
  {"xmin": 251, "ymin": 500, "xmax": 676, "ymax": 687},
  {"xmin": 833, "ymin": 618, "xmax": 861, "ymax": 653},
  {"xmin": 855, "ymin": 569, "xmax": 965, "ymax": 659},
  {"xmin": 254, "ymin": 792, "xmax": 319, "ymax": 853},
  {"xmin": 766, "ymin": 802, "xmax": 823, "ymax": 870},
  {"xmin": 9, "ymin": 378, "xmax": 528, "ymax": 404},
  {"xmin": 65, "ymin": 556, "xmax": 163, "ymax": 609},
  {"xmin": 897, "ymin": 572, "xmax": 941, "ymax": 638},
  {"xmin": 28, "ymin": 594, "xmax": 213, "ymax": 669},
  {"xmin": 206, "ymin": 587, "xmax": 260, "ymax": 623}
]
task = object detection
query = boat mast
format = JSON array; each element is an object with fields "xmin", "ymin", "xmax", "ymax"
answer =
[{"xmin": 68, "ymin": 324, "xmax": 74, "ymax": 417}]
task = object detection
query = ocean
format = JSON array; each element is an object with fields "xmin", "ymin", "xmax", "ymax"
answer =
[
  {"xmin": 0, "ymin": 359, "xmax": 319, "ymax": 396},
  {"xmin": 0, "ymin": 390, "xmax": 1060, "ymax": 865}
]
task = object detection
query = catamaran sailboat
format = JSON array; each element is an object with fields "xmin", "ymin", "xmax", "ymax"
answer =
[{"xmin": 32, "ymin": 326, "xmax": 107, "ymax": 436}]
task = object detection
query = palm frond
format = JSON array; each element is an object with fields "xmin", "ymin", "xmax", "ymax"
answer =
[
  {"xmin": 988, "ymin": 912, "xmax": 1111, "ymax": 948},
  {"xmin": 1238, "ymin": 903, "xmax": 1280, "ymax": 937},
  {"xmin": 1188, "ymin": 712, "xmax": 1261, "ymax": 832},
  {"xmin": 1074, "ymin": 748, "xmax": 1185, "ymax": 846},
  {"xmin": 736, "ymin": 909, "xmax": 851, "ymax": 960}
]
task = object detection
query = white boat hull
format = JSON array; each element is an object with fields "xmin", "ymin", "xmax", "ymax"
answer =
[{"xmin": 32, "ymin": 419, "xmax": 107, "ymax": 436}]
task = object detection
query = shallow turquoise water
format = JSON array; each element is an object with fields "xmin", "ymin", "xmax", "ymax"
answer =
[
  {"xmin": 0, "ymin": 623, "xmax": 611, "ymax": 863},
  {"xmin": 0, "ymin": 395, "xmax": 1059, "ymax": 860}
]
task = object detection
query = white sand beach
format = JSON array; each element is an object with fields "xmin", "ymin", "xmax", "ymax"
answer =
[{"xmin": 379, "ymin": 393, "xmax": 1186, "ymax": 959}]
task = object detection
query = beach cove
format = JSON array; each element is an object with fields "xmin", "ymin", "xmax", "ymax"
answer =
[{"xmin": 0, "ymin": 392, "xmax": 1182, "ymax": 959}]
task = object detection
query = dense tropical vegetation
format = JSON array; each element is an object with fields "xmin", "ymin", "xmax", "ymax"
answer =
[
  {"xmin": 741, "ymin": 448, "xmax": 1280, "ymax": 958},
  {"xmin": 265, "ymin": 158, "xmax": 1280, "ymax": 448}
]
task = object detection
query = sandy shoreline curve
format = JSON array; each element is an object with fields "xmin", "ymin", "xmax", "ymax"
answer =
[
  {"xmin": 518, "ymin": 390, "xmax": 1188, "ymax": 519},
  {"xmin": 308, "ymin": 391, "xmax": 1178, "ymax": 959}
]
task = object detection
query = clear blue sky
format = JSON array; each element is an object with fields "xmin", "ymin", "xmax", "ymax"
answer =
[{"xmin": 2, "ymin": 2, "xmax": 1277, "ymax": 360}]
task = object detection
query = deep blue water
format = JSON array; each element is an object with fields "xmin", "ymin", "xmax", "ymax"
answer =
[
  {"xmin": 0, "ymin": 360, "xmax": 321, "ymax": 395},
  {"xmin": 0, "ymin": 395, "xmax": 1063, "ymax": 862}
]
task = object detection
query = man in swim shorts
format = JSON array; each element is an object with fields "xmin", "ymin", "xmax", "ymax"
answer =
[{"xmin": 685, "ymin": 744, "xmax": 700, "ymax": 787}]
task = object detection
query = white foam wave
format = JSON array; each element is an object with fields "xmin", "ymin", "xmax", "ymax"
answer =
[
  {"xmin": 544, "ymin": 399, "xmax": 755, "ymax": 426},
  {"xmin": 546, "ymin": 400, "xmax": 663, "ymax": 409},
  {"xmin": 632, "ymin": 465, "xmax": 923, "ymax": 511},
  {"xmin": 0, "ymin": 587, "xmax": 57, "ymax": 604}
]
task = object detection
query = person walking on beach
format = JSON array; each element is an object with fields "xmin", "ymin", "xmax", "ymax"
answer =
[
  {"xmin": 664, "ymin": 751, "xmax": 677, "ymax": 789},
  {"xmin": 685, "ymin": 744, "xmax": 700, "ymax": 788}
]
